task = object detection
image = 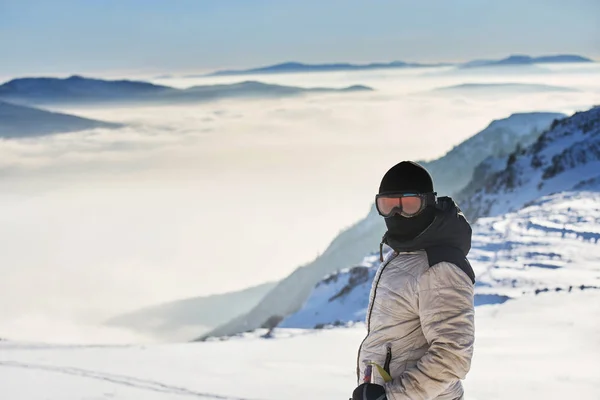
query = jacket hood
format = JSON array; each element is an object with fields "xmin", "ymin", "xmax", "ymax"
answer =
[{"xmin": 382, "ymin": 196, "xmax": 472, "ymax": 258}]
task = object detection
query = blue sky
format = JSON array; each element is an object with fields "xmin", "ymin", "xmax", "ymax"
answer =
[{"xmin": 1, "ymin": 0, "xmax": 599, "ymax": 77}]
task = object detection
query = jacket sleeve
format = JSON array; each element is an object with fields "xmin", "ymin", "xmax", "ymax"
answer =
[{"xmin": 384, "ymin": 261, "xmax": 475, "ymax": 400}]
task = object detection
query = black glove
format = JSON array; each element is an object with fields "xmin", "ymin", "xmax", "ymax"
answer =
[{"xmin": 351, "ymin": 383, "xmax": 387, "ymax": 400}]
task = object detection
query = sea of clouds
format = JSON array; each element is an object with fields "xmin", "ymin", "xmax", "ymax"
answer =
[{"xmin": 1, "ymin": 63, "xmax": 599, "ymax": 343}]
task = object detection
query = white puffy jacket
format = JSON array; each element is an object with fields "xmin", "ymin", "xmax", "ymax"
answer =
[{"xmin": 357, "ymin": 198, "xmax": 475, "ymax": 400}]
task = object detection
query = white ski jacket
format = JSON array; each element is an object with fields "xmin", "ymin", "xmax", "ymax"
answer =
[{"xmin": 357, "ymin": 198, "xmax": 475, "ymax": 400}]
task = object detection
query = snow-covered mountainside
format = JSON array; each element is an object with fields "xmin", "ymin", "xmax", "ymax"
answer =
[
  {"xmin": 196, "ymin": 205, "xmax": 386, "ymax": 340},
  {"xmin": 420, "ymin": 112, "xmax": 564, "ymax": 196},
  {"xmin": 460, "ymin": 105, "xmax": 600, "ymax": 221},
  {"xmin": 199, "ymin": 111, "xmax": 561, "ymax": 340},
  {"xmin": 281, "ymin": 106, "xmax": 600, "ymax": 331},
  {"xmin": 279, "ymin": 254, "xmax": 379, "ymax": 330},
  {"xmin": 105, "ymin": 282, "xmax": 276, "ymax": 342},
  {"xmin": 0, "ymin": 75, "xmax": 372, "ymax": 106},
  {"xmin": 2, "ymin": 289, "xmax": 599, "ymax": 400},
  {"xmin": 0, "ymin": 100, "xmax": 122, "ymax": 138},
  {"xmin": 282, "ymin": 191, "xmax": 600, "ymax": 329}
]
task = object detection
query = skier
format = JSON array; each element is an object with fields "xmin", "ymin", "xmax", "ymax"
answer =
[{"xmin": 351, "ymin": 161, "xmax": 475, "ymax": 400}]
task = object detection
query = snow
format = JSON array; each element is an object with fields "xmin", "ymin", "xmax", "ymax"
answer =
[
  {"xmin": 279, "ymin": 255, "xmax": 379, "ymax": 329},
  {"xmin": 462, "ymin": 106, "xmax": 600, "ymax": 221},
  {"xmin": 463, "ymin": 290, "xmax": 600, "ymax": 399},
  {"xmin": 282, "ymin": 191, "xmax": 600, "ymax": 329},
  {"xmin": 470, "ymin": 191, "xmax": 600, "ymax": 293},
  {"xmin": 421, "ymin": 111, "xmax": 564, "ymax": 196},
  {"xmin": 1, "ymin": 290, "xmax": 598, "ymax": 399}
]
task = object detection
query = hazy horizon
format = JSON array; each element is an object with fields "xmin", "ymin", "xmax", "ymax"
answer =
[
  {"xmin": 1, "ymin": 61, "xmax": 600, "ymax": 343},
  {"xmin": 1, "ymin": 53, "xmax": 600, "ymax": 83},
  {"xmin": 2, "ymin": 0, "xmax": 599, "ymax": 78}
]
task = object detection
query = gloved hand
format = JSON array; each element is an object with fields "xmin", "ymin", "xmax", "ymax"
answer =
[{"xmin": 351, "ymin": 383, "xmax": 387, "ymax": 400}]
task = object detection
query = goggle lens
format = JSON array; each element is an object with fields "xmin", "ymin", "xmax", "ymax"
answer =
[
  {"xmin": 401, "ymin": 196, "xmax": 423, "ymax": 215},
  {"xmin": 376, "ymin": 193, "xmax": 429, "ymax": 217}
]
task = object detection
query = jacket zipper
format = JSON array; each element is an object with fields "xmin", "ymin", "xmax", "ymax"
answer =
[
  {"xmin": 384, "ymin": 344, "xmax": 392, "ymax": 375},
  {"xmin": 355, "ymin": 252, "xmax": 398, "ymax": 382}
]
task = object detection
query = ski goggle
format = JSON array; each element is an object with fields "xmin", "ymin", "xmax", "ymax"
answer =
[{"xmin": 375, "ymin": 192, "xmax": 436, "ymax": 218}]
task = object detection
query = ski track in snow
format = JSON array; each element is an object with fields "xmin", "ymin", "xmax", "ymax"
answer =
[{"xmin": 0, "ymin": 360, "xmax": 259, "ymax": 400}]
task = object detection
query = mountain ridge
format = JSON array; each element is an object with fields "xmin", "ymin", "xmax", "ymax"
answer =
[
  {"xmin": 0, "ymin": 76, "xmax": 373, "ymax": 106},
  {"xmin": 419, "ymin": 111, "xmax": 565, "ymax": 196},
  {"xmin": 200, "ymin": 54, "xmax": 594, "ymax": 77},
  {"xmin": 458, "ymin": 105, "xmax": 600, "ymax": 221},
  {"xmin": 460, "ymin": 54, "xmax": 593, "ymax": 68},
  {"xmin": 202, "ymin": 60, "xmax": 451, "ymax": 77},
  {"xmin": 0, "ymin": 100, "xmax": 122, "ymax": 138}
]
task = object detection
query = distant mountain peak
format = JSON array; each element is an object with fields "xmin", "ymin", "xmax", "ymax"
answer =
[
  {"xmin": 66, "ymin": 74, "xmax": 87, "ymax": 80},
  {"xmin": 203, "ymin": 60, "xmax": 450, "ymax": 77},
  {"xmin": 202, "ymin": 54, "xmax": 594, "ymax": 76},
  {"xmin": 460, "ymin": 54, "xmax": 593, "ymax": 68},
  {"xmin": 502, "ymin": 54, "xmax": 533, "ymax": 62},
  {"xmin": 0, "ymin": 76, "xmax": 372, "ymax": 106}
]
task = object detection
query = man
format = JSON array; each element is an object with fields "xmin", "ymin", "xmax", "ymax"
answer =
[{"xmin": 352, "ymin": 161, "xmax": 475, "ymax": 400}]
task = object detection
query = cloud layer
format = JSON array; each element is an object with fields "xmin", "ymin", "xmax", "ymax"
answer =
[{"xmin": 1, "ymin": 64, "xmax": 600, "ymax": 343}]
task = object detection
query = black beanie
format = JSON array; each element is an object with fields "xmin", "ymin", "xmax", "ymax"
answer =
[
  {"xmin": 378, "ymin": 161, "xmax": 436, "ymax": 242},
  {"xmin": 378, "ymin": 161, "xmax": 434, "ymax": 194}
]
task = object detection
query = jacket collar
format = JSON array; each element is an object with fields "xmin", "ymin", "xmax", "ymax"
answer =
[{"xmin": 379, "ymin": 197, "xmax": 472, "ymax": 261}]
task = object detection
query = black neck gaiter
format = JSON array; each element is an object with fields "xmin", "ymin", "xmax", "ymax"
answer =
[
  {"xmin": 383, "ymin": 197, "xmax": 472, "ymax": 256},
  {"xmin": 384, "ymin": 206, "xmax": 436, "ymax": 242}
]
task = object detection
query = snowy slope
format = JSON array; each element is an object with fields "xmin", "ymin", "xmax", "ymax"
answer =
[
  {"xmin": 105, "ymin": 282, "xmax": 276, "ymax": 342},
  {"xmin": 0, "ymin": 100, "xmax": 122, "ymax": 138},
  {"xmin": 197, "ymin": 205, "xmax": 385, "ymax": 340},
  {"xmin": 420, "ymin": 111, "xmax": 564, "ymax": 196},
  {"xmin": 281, "ymin": 191, "xmax": 600, "ymax": 329},
  {"xmin": 460, "ymin": 105, "xmax": 600, "ymax": 221},
  {"xmin": 1, "ymin": 290, "xmax": 599, "ymax": 400},
  {"xmin": 279, "ymin": 255, "xmax": 379, "ymax": 329},
  {"xmin": 0, "ymin": 76, "xmax": 372, "ymax": 106},
  {"xmin": 200, "ymin": 111, "xmax": 563, "ymax": 340}
]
